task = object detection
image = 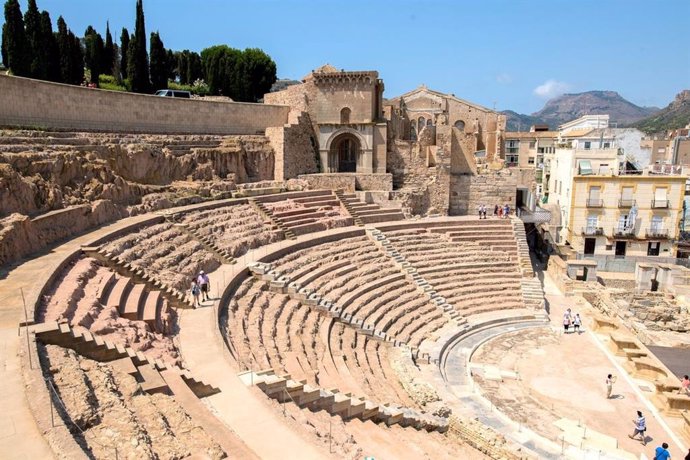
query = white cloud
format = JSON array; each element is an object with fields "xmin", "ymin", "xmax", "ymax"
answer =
[
  {"xmin": 496, "ymin": 73, "xmax": 512, "ymax": 84},
  {"xmin": 533, "ymin": 79, "xmax": 571, "ymax": 98}
]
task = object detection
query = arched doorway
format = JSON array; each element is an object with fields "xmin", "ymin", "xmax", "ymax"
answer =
[{"xmin": 330, "ymin": 133, "xmax": 360, "ymax": 172}]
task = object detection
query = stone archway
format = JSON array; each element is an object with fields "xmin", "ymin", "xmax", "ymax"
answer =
[{"xmin": 330, "ymin": 133, "xmax": 360, "ymax": 172}]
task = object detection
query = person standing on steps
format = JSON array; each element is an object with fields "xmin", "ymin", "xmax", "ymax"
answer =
[
  {"xmin": 563, "ymin": 309, "xmax": 572, "ymax": 334},
  {"xmin": 606, "ymin": 374, "xmax": 616, "ymax": 399},
  {"xmin": 679, "ymin": 374, "xmax": 690, "ymax": 396},
  {"xmin": 653, "ymin": 442, "xmax": 671, "ymax": 460},
  {"xmin": 628, "ymin": 410, "xmax": 647, "ymax": 445},
  {"xmin": 190, "ymin": 279, "xmax": 201, "ymax": 307},
  {"xmin": 478, "ymin": 204, "xmax": 483, "ymax": 219},
  {"xmin": 494, "ymin": 204, "xmax": 499, "ymax": 217},
  {"xmin": 197, "ymin": 270, "xmax": 210, "ymax": 302}
]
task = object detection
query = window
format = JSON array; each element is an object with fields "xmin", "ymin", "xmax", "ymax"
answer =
[
  {"xmin": 584, "ymin": 141, "xmax": 591, "ymax": 150},
  {"xmin": 528, "ymin": 157, "xmax": 535, "ymax": 165},
  {"xmin": 426, "ymin": 118, "xmax": 433, "ymax": 127},
  {"xmin": 454, "ymin": 120, "xmax": 466, "ymax": 131},
  {"xmin": 648, "ymin": 242, "xmax": 660, "ymax": 256},
  {"xmin": 506, "ymin": 140, "xmax": 519, "ymax": 154},
  {"xmin": 340, "ymin": 107, "xmax": 351, "ymax": 124},
  {"xmin": 651, "ymin": 215, "xmax": 663, "ymax": 232},
  {"xmin": 418, "ymin": 117, "xmax": 425, "ymax": 131},
  {"xmin": 529, "ymin": 141, "xmax": 536, "ymax": 149},
  {"xmin": 654, "ymin": 188, "xmax": 668, "ymax": 207},
  {"xmin": 618, "ymin": 214, "xmax": 628, "ymax": 231},
  {"xmin": 603, "ymin": 142, "xmax": 611, "ymax": 148},
  {"xmin": 598, "ymin": 163, "xmax": 610, "ymax": 175},
  {"xmin": 586, "ymin": 215, "xmax": 598, "ymax": 232}
]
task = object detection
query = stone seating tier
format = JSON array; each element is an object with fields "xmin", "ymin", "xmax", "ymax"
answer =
[
  {"xmin": 226, "ymin": 276, "xmax": 419, "ymax": 407},
  {"xmin": 99, "ymin": 222, "xmax": 222, "ymax": 292}
]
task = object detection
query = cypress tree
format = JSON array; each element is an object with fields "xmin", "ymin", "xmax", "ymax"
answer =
[
  {"xmin": 3, "ymin": 0, "xmax": 30, "ymax": 76},
  {"xmin": 24, "ymin": 0, "xmax": 48, "ymax": 79},
  {"xmin": 103, "ymin": 21, "xmax": 114, "ymax": 77},
  {"xmin": 56, "ymin": 16, "xmax": 70, "ymax": 82},
  {"xmin": 166, "ymin": 48, "xmax": 175, "ymax": 81},
  {"xmin": 148, "ymin": 31, "xmax": 166, "ymax": 90},
  {"xmin": 68, "ymin": 31, "xmax": 83, "ymax": 84},
  {"xmin": 119, "ymin": 27, "xmax": 129, "ymax": 82},
  {"xmin": 41, "ymin": 11, "xmax": 60, "ymax": 82},
  {"xmin": 177, "ymin": 51, "xmax": 188, "ymax": 84},
  {"xmin": 1, "ymin": 23, "xmax": 8, "ymax": 68},
  {"xmin": 127, "ymin": 0, "xmax": 150, "ymax": 93},
  {"xmin": 84, "ymin": 26, "xmax": 104, "ymax": 84}
]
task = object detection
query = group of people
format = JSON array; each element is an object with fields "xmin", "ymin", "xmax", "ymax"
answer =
[
  {"xmin": 562, "ymin": 308, "xmax": 582, "ymax": 334},
  {"xmin": 190, "ymin": 270, "xmax": 210, "ymax": 307},
  {"xmin": 477, "ymin": 203, "xmax": 512, "ymax": 219}
]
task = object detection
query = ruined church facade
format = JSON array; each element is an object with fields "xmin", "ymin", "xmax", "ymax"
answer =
[{"xmin": 266, "ymin": 65, "xmax": 514, "ymax": 216}]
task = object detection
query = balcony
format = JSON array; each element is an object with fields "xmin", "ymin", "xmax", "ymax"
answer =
[
  {"xmin": 581, "ymin": 226, "xmax": 604, "ymax": 236},
  {"xmin": 652, "ymin": 199, "xmax": 669, "ymax": 209},
  {"xmin": 586, "ymin": 198, "xmax": 604, "ymax": 208},
  {"xmin": 535, "ymin": 170, "xmax": 543, "ymax": 181},
  {"xmin": 612, "ymin": 227, "xmax": 636, "ymax": 239},
  {"xmin": 618, "ymin": 199, "xmax": 636, "ymax": 208},
  {"xmin": 646, "ymin": 228, "xmax": 669, "ymax": 239}
]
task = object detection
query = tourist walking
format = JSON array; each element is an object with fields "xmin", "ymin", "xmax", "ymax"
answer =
[
  {"xmin": 680, "ymin": 374, "xmax": 690, "ymax": 395},
  {"xmin": 494, "ymin": 204, "xmax": 499, "ymax": 217},
  {"xmin": 628, "ymin": 410, "xmax": 647, "ymax": 445},
  {"xmin": 481, "ymin": 204, "xmax": 487, "ymax": 219},
  {"xmin": 478, "ymin": 204, "xmax": 483, "ymax": 219},
  {"xmin": 563, "ymin": 309, "xmax": 572, "ymax": 333},
  {"xmin": 653, "ymin": 442, "xmax": 671, "ymax": 460},
  {"xmin": 498, "ymin": 206, "xmax": 503, "ymax": 218},
  {"xmin": 503, "ymin": 203, "xmax": 510, "ymax": 218},
  {"xmin": 606, "ymin": 374, "xmax": 616, "ymax": 399},
  {"xmin": 197, "ymin": 270, "xmax": 210, "ymax": 301},
  {"xmin": 573, "ymin": 313, "xmax": 582, "ymax": 334},
  {"xmin": 190, "ymin": 279, "xmax": 201, "ymax": 307}
]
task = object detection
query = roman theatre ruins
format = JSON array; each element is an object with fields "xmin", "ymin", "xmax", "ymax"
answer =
[{"xmin": 1, "ymin": 68, "xmax": 688, "ymax": 459}]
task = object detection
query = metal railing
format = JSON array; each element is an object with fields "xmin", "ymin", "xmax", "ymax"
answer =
[
  {"xmin": 612, "ymin": 226, "xmax": 636, "ymax": 238},
  {"xmin": 652, "ymin": 199, "xmax": 670, "ymax": 209},
  {"xmin": 581, "ymin": 226, "xmax": 604, "ymax": 236},
  {"xmin": 586, "ymin": 198, "xmax": 603, "ymax": 207},
  {"xmin": 618, "ymin": 199, "xmax": 636, "ymax": 208},
  {"xmin": 645, "ymin": 228, "xmax": 669, "ymax": 238}
]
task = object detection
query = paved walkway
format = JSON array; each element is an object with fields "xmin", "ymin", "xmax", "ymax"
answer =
[{"xmin": 0, "ymin": 215, "xmax": 152, "ymax": 459}]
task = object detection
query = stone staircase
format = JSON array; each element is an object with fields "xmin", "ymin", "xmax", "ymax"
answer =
[
  {"xmin": 247, "ymin": 262, "xmax": 435, "ymax": 364},
  {"xmin": 238, "ymin": 368, "xmax": 448, "ymax": 432},
  {"xmin": 335, "ymin": 192, "xmax": 405, "ymax": 225},
  {"xmin": 248, "ymin": 198, "xmax": 295, "ymax": 239},
  {"xmin": 333, "ymin": 189, "xmax": 363, "ymax": 226},
  {"xmin": 367, "ymin": 228, "xmax": 468, "ymax": 328},
  {"xmin": 521, "ymin": 277, "xmax": 545, "ymax": 310},
  {"xmin": 31, "ymin": 321, "xmax": 219, "ymax": 398},
  {"xmin": 82, "ymin": 246, "xmax": 195, "ymax": 309},
  {"xmin": 511, "ymin": 219, "xmax": 534, "ymax": 277}
]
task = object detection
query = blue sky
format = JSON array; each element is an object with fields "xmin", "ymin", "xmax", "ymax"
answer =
[{"xmin": 4, "ymin": 0, "xmax": 689, "ymax": 113}]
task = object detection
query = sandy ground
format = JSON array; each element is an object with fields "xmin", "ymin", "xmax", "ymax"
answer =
[{"xmin": 471, "ymin": 272, "xmax": 686, "ymax": 459}]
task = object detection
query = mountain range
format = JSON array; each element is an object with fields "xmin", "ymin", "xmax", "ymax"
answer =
[
  {"xmin": 631, "ymin": 90, "xmax": 690, "ymax": 134},
  {"xmin": 503, "ymin": 90, "xmax": 660, "ymax": 131}
]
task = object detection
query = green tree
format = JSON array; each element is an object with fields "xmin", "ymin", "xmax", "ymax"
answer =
[
  {"xmin": 41, "ymin": 11, "xmax": 60, "ymax": 82},
  {"xmin": 55, "ymin": 16, "xmax": 71, "ymax": 82},
  {"xmin": 127, "ymin": 0, "xmax": 149, "ymax": 92},
  {"xmin": 3, "ymin": 0, "xmax": 29, "ymax": 76},
  {"xmin": 165, "ymin": 48, "xmax": 175, "ymax": 81},
  {"xmin": 201, "ymin": 45, "xmax": 241, "ymax": 97},
  {"xmin": 24, "ymin": 0, "xmax": 48, "ymax": 79},
  {"xmin": 1, "ymin": 23, "xmax": 8, "ymax": 68},
  {"xmin": 84, "ymin": 26, "xmax": 104, "ymax": 84},
  {"xmin": 103, "ymin": 21, "xmax": 114, "ymax": 77},
  {"xmin": 68, "ymin": 30, "xmax": 84, "ymax": 84},
  {"xmin": 240, "ymin": 48, "xmax": 276, "ymax": 102},
  {"xmin": 148, "ymin": 31, "xmax": 167, "ymax": 90},
  {"xmin": 119, "ymin": 27, "xmax": 129, "ymax": 82}
]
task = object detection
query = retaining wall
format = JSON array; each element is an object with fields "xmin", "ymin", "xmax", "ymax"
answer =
[{"xmin": 0, "ymin": 74, "xmax": 289, "ymax": 134}]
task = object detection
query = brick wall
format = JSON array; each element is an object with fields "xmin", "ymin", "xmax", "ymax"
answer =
[
  {"xmin": 266, "ymin": 110, "xmax": 319, "ymax": 180},
  {"xmin": 0, "ymin": 74, "xmax": 290, "ymax": 134}
]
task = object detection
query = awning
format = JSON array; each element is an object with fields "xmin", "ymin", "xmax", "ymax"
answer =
[{"xmin": 578, "ymin": 160, "xmax": 593, "ymax": 175}]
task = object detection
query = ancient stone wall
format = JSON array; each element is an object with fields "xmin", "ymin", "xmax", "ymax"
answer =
[
  {"xmin": 266, "ymin": 111, "xmax": 319, "ymax": 181},
  {"xmin": 297, "ymin": 173, "xmax": 392, "ymax": 192},
  {"xmin": 0, "ymin": 74, "xmax": 289, "ymax": 134},
  {"xmin": 0, "ymin": 201, "xmax": 127, "ymax": 267},
  {"xmin": 449, "ymin": 169, "xmax": 518, "ymax": 216}
]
